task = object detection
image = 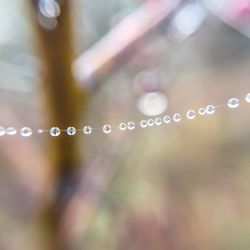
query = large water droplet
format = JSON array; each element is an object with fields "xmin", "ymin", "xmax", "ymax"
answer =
[
  {"xmin": 245, "ymin": 93, "xmax": 250, "ymax": 103},
  {"xmin": 20, "ymin": 127, "xmax": 32, "ymax": 137},
  {"xmin": 137, "ymin": 92, "xmax": 167, "ymax": 116},
  {"xmin": 39, "ymin": 0, "xmax": 61, "ymax": 18},
  {"xmin": 140, "ymin": 120, "xmax": 148, "ymax": 128},
  {"xmin": 6, "ymin": 127, "xmax": 17, "ymax": 135},
  {"xmin": 67, "ymin": 127, "xmax": 76, "ymax": 136},
  {"xmin": 103, "ymin": 124, "xmax": 112, "ymax": 134},
  {"xmin": 206, "ymin": 105, "xmax": 215, "ymax": 115},
  {"xmin": 173, "ymin": 113, "xmax": 181, "ymax": 122},
  {"xmin": 0, "ymin": 127, "xmax": 6, "ymax": 136},
  {"xmin": 119, "ymin": 123, "xmax": 127, "ymax": 131},
  {"xmin": 83, "ymin": 126, "xmax": 92, "ymax": 135},
  {"xmin": 163, "ymin": 116, "xmax": 171, "ymax": 124},
  {"xmin": 227, "ymin": 98, "xmax": 240, "ymax": 109},
  {"xmin": 127, "ymin": 122, "xmax": 135, "ymax": 130},
  {"xmin": 170, "ymin": 3, "xmax": 206, "ymax": 42},
  {"xmin": 186, "ymin": 110, "xmax": 196, "ymax": 120},
  {"xmin": 50, "ymin": 127, "xmax": 60, "ymax": 136}
]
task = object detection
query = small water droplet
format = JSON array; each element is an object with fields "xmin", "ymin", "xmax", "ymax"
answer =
[
  {"xmin": 163, "ymin": 116, "xmax": 171, "ymax": 124},
  {"xmin": 0, "ymin": 127, "xmax": 6, "ymax": 136},
  {"xmin": 83, "ymin": 126, "xmax": 92, "ymax": 135},
  {"xmin": 147, "ymin": 119, "xmax": 155, "ymax": 127},
  {"xmin": 206, "ymin": 105, "xmax": 215, "ymax": 115},
  {"xmin": 37, "ymin": 129, "xmax": 44, "ymax": 134},
  {"xmin": 173, "ymin": 113, "xmax": 181, "ymax": 122},
  {"xmin": 103, "ymin": 124, "xmax": 112, "ymax": 134},
  {"xmin": 227, "ymin": 98, "xmax": 240, "ymax": 109},
  {"xmin": 155, "ymin": 117, "xmax": 162, "ymax": 126},
  {"xmin": 119, "ymin": 123, "xmax": 127, "ymax": 131},
  {"xmin": 20, "ymin": 127, "xmax": 32, "ymax": 137},
  {"xmin": 50, "ymin": 127, "xmax": 60, "ymax": 137},
  {"xmin": 140, "ymin": 120, "xmax": 148, "ymax": 128},
  {"xmin": 67, "ymin": 127, "xmax": 76, "ymax": 136},
  {"xmin": 198, "ymin": 107, "xmax": 206, "ymax": 115},
  {"xmin": 186, "ymin": 110, "xmax": 196, "ymax": 120},
  {"xmin": 127, "ymin": 122, "xmax": 135, "ymax": 130},
  {"xmin": 245, "ymin": 93, "xmax": 250, "ymax": 103},
  {"xmin": 6, "ymin": 127, "xmax": 17, "ymax": 135}
]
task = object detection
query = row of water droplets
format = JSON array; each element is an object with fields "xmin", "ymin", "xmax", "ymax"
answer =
[{"xmin": 0, "ymin": 94, "xmax": 249, "ymax": 138}]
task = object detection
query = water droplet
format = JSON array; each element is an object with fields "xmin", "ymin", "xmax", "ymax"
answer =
[
  {"xmin": 103, "ymin": 124, "xmax": 112, "ymax": 134},
  {"xmin": 206, "ymin": 105, "xmax": 215, "ymax": 115},
  {"xmin": 140, "ymin": 120, "xmax": 148, "ymax": 128},
  {"xmin": 137, "ymin": 91, "xmax": 167, "ymax": 116},
  {"xmin": 155, "ymin": 117, "xmax": 162, "ymax": 126},
  {"xmin": 50, "ymin": 127, "xmax": 60, "ymax": 137},
  {"xmin": 163, "ymin": 116, "xmax": 171, "ymax": 124},
  {"xmin": 39, "ymin": 0, "xmax": 61, "ymax": 18},
  {"xmin": 38, "ymin": 13, "xmax": 58, "ymax": 30},
  {"xmin": 227, "ymin": 98, "xmax": 240, "ymax": 109},
  {"xmin": 0, "ymin": 127, "xmax": 6, "ymax": 136},
  {"xmin": 83, "ymin": 126, "xmax": 92, "ymax": 135},
  {"xmin": 127, "ymin": 122, "xmax": 135, "ymax": 130},
  {"xmin": 198, "ymin": 107, "xmax": 206, "ymax": 115},
  {"xmin": 170, "ymin": 3, "xmax": 206, "ymax": 42},
  {"xmin": 37, "ymin": 129, "xmax": 44, "ymax": 134},
  {"xmin": 173, "ymin": 113, "xmax": 181, "ymax": 122},
  {"xmin": 67, "ymin": 127, "xmax": 76, "ymax": 136},
  {"xmin": 119, "ymin": 123, "xmax": 127, "ymax": 131},
  {"xmin": 20, "ymin": 127, "xmax": 32, "ymax": 137},
  {"xmin": 6, "ymin": 127, "xmax": 17, "ymax": 135},
  {"xmin": 147, "ymin": 119, "xmax": 155, "ymax": 127},
  {"xmin": 245, "ymin": 93, "xmax": 250, "ymax": 103},
  {"xmin": 186, "ymin": 110, "xmax": 196, "ymax": 120}
]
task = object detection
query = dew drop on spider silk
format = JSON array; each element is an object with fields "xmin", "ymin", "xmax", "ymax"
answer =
[
  {"xmin": 0, "ymin": 127, "xmax": 6, "ymax": 136},
  {"xmin": 155, "ymin": 117, "xmax": 162, "ymax": 126},
  {"xmin": 20, "ymin": 127, "xmax": 32, "ymax": 137},
  {"xmin": 140, "ymin": 120, "xmax": 148, "ymax": 128},
  {"xmin": 173, "ymin": 113, "xmax": 181, "ymax": 122},
  {"xmin": 67, "ymin": 127, "xmax": 76, "ymax": 136},
  {"xmin": 6, "ymin": 127, "xmax": 17, "ymax": 135},
  {"xmin": 127, "ymin": 121, "xmax": 135, "ymax": 130},
  {"xmin": 245, "ymin": 93, "xmax": 250, "ymax": 103},
  {"xmin": 147, "ymin": 119, "xmax": 155, "ymax": 127},
  {"xmin": 227, "ymin": 98, "xmax": 240, "ymax": 109},
  {"xmin": 119, "ymin": 123, "xmax": 127, "ymax": 131},
  {"xmin": 103, "ymin": 124, "xmax": 112, "ymax": 134},
  {"xmin": 198, "ymin": 107, "xmax": 206, "ymax": 115},
  {"xmin": 37, "ymin": 129, "xmax": 44, "ymax": 134},
  {"xmin": 83, "ymin": 126, "xmax": 92, "ymax": 135},
  {"xmin": 50, "ymin": 127, "xmax": 61, "ymax": 137},
  {"xmin": 186, "ymin": 110, "xmax": 196, "ymax": 120},
  {"xmin": 163, "ymin": 116, "xmax": 171, "ymax": 124},
  {"xmin": 206, "ymin": 105, "xmax": 215, "ymax": 115}
]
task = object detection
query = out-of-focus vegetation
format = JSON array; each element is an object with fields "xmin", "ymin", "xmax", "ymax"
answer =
[{"xmin": 0, "ymin": 0, "xmax": 250, "ymax": 250}]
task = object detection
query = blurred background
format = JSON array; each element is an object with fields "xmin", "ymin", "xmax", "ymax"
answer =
[{"xmin": 0, "ymin": 0, "xmax": 250, "ymax": 249}]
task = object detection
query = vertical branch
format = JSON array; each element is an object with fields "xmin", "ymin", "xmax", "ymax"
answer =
[
  {"xmin": 30, "ymin": 0, "xmax": 86, "ymax": 172},
  {"xmin": 29, "ymin": 1, "xmax": 87, "ymax": 249}
]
